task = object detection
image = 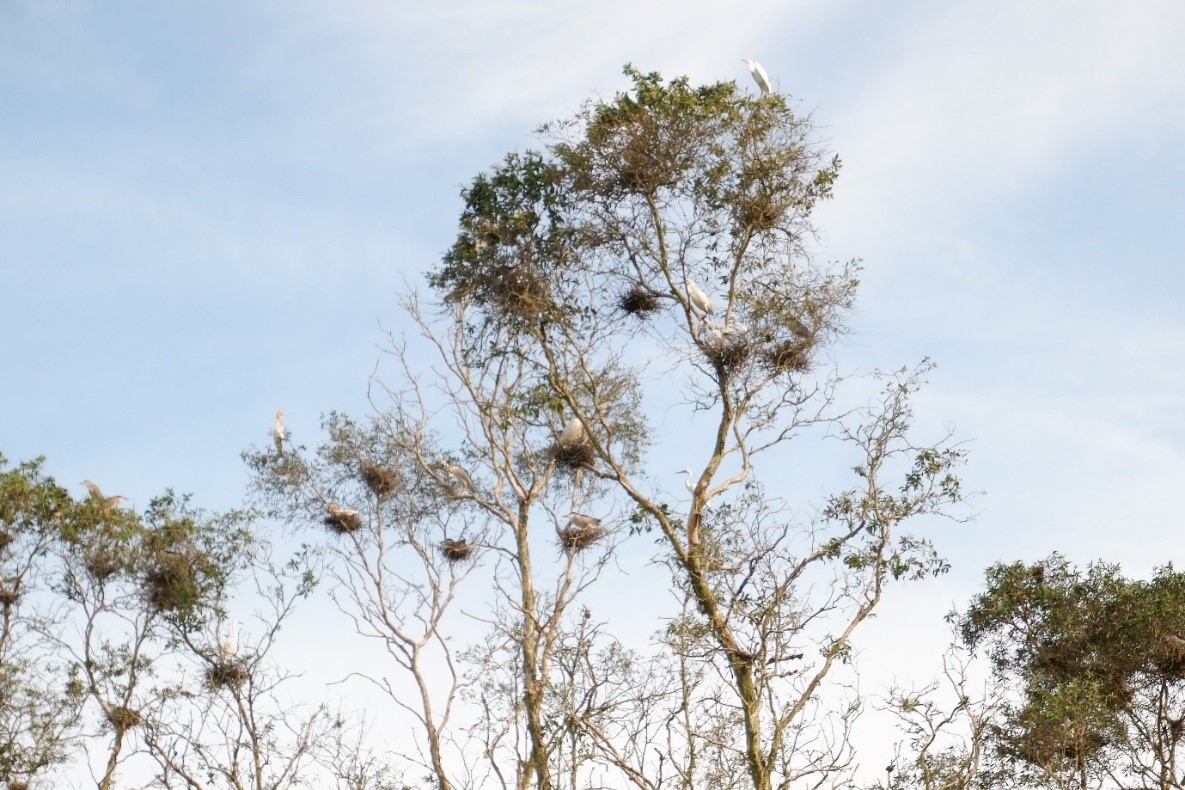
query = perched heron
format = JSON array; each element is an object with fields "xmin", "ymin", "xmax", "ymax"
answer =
[
  {"xmin": 559, "ymin": 417, "xmax": 587, "ymax": 445},
  {"xmin": 685, "ymin": 278, "xmax": 716, "ymax": 315},
  {"xmin": 272, "ymin": 411, "xmax": 287, "ymax": 453},
  {"xmin": 82, "ymin": 481, "xmax": 125, "ymax": 511},
  {"xmin": 219, "ymin": 619, "xmax": 239, "ymax": 661},
  {"xmin": 567, "ymin": 512, "xmax": 602, "ymax": 530},
  {"xmin": 677, "ymin": 468, "xmax": 696, "ymax": 493},
  {"xmin": 741, "ymin": 58, "xmax": 772, "ymax": 95},
  {"xmin": 720, "ymin": 320, "xmax": 749, "ymax": 343},
  {"xmin": 444, "ymin": 464, "xmax": 475, "ymax": 491},
  {"xmin": 327, "ymin": 503, "xmax": 360, "ymax": 518}
]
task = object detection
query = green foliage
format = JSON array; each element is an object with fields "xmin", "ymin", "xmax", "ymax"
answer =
[{"xmin": 961, "ymin": 555, "xmax": 1185, "ymax": 782}]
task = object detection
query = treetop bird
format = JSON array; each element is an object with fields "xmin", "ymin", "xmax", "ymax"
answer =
[{"xmin": 741, "ymin": 58, "xmax": 772, "ymax": 95}]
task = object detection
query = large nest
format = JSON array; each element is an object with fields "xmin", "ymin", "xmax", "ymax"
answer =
[
  {"xmin": 0, "ymin": 586, "xmax": 18, "ymax": 607},
  {"xmin": 558, "ymin": 523, "xmax": 606, "ymax": 552},
  {"xmin": 86, "ymin": 550, "xmax": 122, "ymax": 581},
  {"xmin": 106, "ymin": 706, "xmax": 142, "ymax": 734},
  {"xmin": 704, "ymin": 339, "xmax": 753, "ymax": 371},
  {"xmin": 549, "ymin": 440, "xmax": 597, "ymax": 471},
  {"xmin": 764, "ymin": 337, "xmax": 815, "ymax": 374},
  {"xmin": 0, "ymin": 530, "xmax": 14, "ymax": 550},
  {"xmin": 619, "ymin": 284, "xmax": 661, "ymax": 318},
  {"xmin": 145, "ymin": 557, "xmax": 200, "ymax": 614},
  {"xmin": 438, "ymin": 538, "xmax": 475, "ymax": 564},
  {"xmin": 490, "ymin": 265, "xmax": 551, "ymax": 319},
  {"xmin": 360, "ymin": 464, "xmax": 399, "ymax": 497},
  {"xmin": 207, "ymin": 660, "xmax": 249, "ymax": 689},
  {"xmin": 324, "ymin": 506, "xmax": 363, "ymax": 535}
]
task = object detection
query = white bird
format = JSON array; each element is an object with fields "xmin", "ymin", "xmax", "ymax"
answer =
[
  {"xmin": 444, "ymin": 464, "xmax": 475, "ymax": 491},
  {"xmin": 568, "ymin": 512, "xmax": 602, "ymax": 530},
  {"xmin": 699, "ymin": 321, "xmax": 725, "ymax": 347},
  {"xmin": 720, "ymin": 320, "xmax": 749, "ymax": 343},
  {"xmin": 741, "ymin": 58, "xmax": 772, "ymax": 95},
  {"xmin": 685, "ymin": 278, "xmax": 716, "ymax": 314},
  {"xmin": 271, "ymin": 411, "xmax": 287, "ymax": 453},
  {"xmin": 219, "ymin": 619, "xmax": 239, "ymax": 661},
  {"xmin": 677, "ymin": 468, "xmax": 696, "ymax": 493},
  {"xmin": 559, "ymin": 417, "xmax": 587, "ymax": 446}
]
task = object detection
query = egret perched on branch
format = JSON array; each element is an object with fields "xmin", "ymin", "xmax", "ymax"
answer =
[
  {"xmin": 677, "ymin": 469, "xmax": 697, "ymax": 493},
  {"xmin": 559, "ymin": 417, "xmax": 587, "ymax": 446},
  {"xmin": 685, "ymin": 278, "xmax": 716, "ymax": 315},
  {"xmin": 219, "ymin": 619, "xmax": 240, "ymax": 661},
  {"xmin": 741, "ymin": 58, "xmax": 772, "ymax": 95},
  {"xmin": 271, "ymin": 411, "xmax": 287, "ymax": 453},
  {"xmin": 444, "ymin": 464, "xmax": 475, "ymax": 492},
  {"xmin": 720, "ymin": 320, "xmax": 749, "ymax": 343}
]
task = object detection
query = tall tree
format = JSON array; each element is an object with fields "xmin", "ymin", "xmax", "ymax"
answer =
[{"xmin": 251, "ymin": 65, "xmax": 968, "ymax": 790}]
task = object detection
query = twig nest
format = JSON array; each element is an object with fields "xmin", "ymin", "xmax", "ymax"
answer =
[
  {"xmin": 85, "ymin": 550, "xmax": 122, "ymax": 581},
  {"xmin": 360, "ymin": 464, "xmax": 399, "ymax": 497},
  {"xmin": 0, "ymin": 586, "xmax": 18, "ymax": 607},
  {"xmin": 559, "ymin": 514, "xmax": 606, "ymax": 552},
  {"xmin": 764, "ymin": 337, "xmax": 815, "ymax": 374},
  {"xmin": 492, "ymin": 265, "xmax": 550, "ymax": 318},
  {"xmin": 207, "ymin": 660, "xmax": 249, "ymax": 689},
  {"xmin": 324, "ymin": 504, "xmax": 363, "ymax": 535},
  {"xmin": 549, "ymin": 440, "xmax": 597, "ymax": 471},
  {"xmin": 704, "ymin": 339, "xmax": 752, "ymax": 371},
  {"xmin": 619, "ymin": 284, "xmax": 661, "ymax": 318},
  {"xmin": 145, "ymin": 556, "xmax": 200, "ymax": 614},
  {"xmin": 438, "ymin": 538, "xmax": 474, "ymax": 563},
  {"xmin": 0, "ymin": 530, "xmax": 14, "ymax": 550},
  {"xmin": 106, "ymin": 706, "xmax": 142, "ymax": 733}
]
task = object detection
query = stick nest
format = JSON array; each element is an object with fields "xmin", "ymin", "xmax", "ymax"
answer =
[
  {"xmin": 549, "ymin": 441, "xmax": 596, "ymax": 471},
  {"xmin": 559, "ymin": 523, "xmax": 606, "ymax": 552},
  {"xmin": 619, "ymin": 285, "xmax": 661, "ymax": 318},
  {"xmin": 764, "ymin": 338, "xmax": 815, "ymax": 374},
  {"xmin": 86, "ymin": 550, "xmax": 122, "ymax": 581},
  {"xmin": 704, "ymin": 340, "xmax": 752, "ymax": 371},
  {"xmin": 145, "ymin": 557, "xmax": 200, "ymax": 614},
  {"xmin": 324, "ymin": 507, "xmax": 363, "ymax": 535},
  {"xmin": 439, "ymin": 538, "xmax": 474, "ymax": 563},
  {"xmin": 0, "ymin": 587, "xmax": 18, "ymax": 607},
  {"xmin": 106, "ymin": 706, "xmax": 142, "ymax": 733},
  {"xmin": 360, "ymin": 464, "xmax": 400, "ymax": 497},
  {"xmin": 207, "ymin": 660, "xmax": 250, "ymax": 689}
]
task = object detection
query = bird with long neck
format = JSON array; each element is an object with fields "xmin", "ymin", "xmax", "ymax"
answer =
[
  {"xmin": 272, "ymin": 411, "xmax": 287, "ymax": 453},
  {"xmin": 82, "ymin": 480, "xmax": 126, "ymax": 511},
  {"xmin": 677, "ymin": 469, "xmax": 705, "ymax": 548},
  {"xmin": 741, "ymin": 58, "xmax": 772, "ymax": 95}
]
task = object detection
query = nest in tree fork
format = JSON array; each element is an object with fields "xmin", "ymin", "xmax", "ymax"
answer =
[
  {"xmin": 704, "ymin": 339, "xmax": 752, "ymax": 371},
  {"xmin": 619, "ymin": 284, "xmax": 661, "ymax": 318},
  {"xmin": 559, "ymin": 523, "xmax": 606, "ymax": 552},
  {"xmin": 550, "ymin": 440, "xmax": 596, "ymax": 471},
  {"xmin": 86, "ymin": 550, "xmax": 122, "ymax": 581},
  {"xmin": 324, "ymin": 505, "xmax": 363, "ymax": 535},
  {"xmin": 360, "ymin": 464, "xmax": 399, "ymax": 497},
  {"xmin": 0, "ymin": 586, "xmax": 18, "ymax": 607},
  {"xmin": 764, "ymin": 337, "xmax": 815, "ymax": 373},
  {"xmin": 207, "ymin": 660, "xmax": 249, "ymax": 689},
  {"xmin": 439, "ymin": 538, "xmax": 474, "ymax": 563},
  {"xmin": 145, "ymin": 556, "xmax": 200, "ymax": 614},
  {"xmin": 106, "ymin": 706, "xmax": 142, "ymax": 733}
]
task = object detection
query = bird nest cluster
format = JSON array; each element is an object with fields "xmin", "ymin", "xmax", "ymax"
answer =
[
  {"xmin": 324, "ymin": 506, "xmax": 363, "ymax": 535},
  {"xmin": 106, "ymin": 706, "xmax": 143, "ymax": 734},
  {"xmin": 85, "ymin": 550, "xmax": 123, "ymax": 581},
  {"xmin": 763, "ymin": 338, "xmax": 815, "ymax": 374},
  {"xmin": 619, "ymin": 284, "xmax": 661, "ymax": 318},
  {"xmin": 558, "ymin": 523, "xmax": 606, "ymax": 552},
  {"xmin": 207, "ymin": 660, "xmax": 249, "ymax": 689},
  {"xmin": 145, "ymin": 557, "xmax": 201, "ymax": 614},
  {"xmin": 438, "ymin": 538, "xmax": 474, "ymax": 564},
  {"xmin": 360, "ymin": 464, "xmax": 399, "ymax": 497},
  {"xmin": 549, "ymin": 440, "xmax": 596, "ymax": 471}
]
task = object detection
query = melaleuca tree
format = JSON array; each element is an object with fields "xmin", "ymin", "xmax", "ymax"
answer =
[
  {"xmin": 961, "ymin": 555, "xmax": 1185, "ymax": 789},
  {"xmin": 250, "ymin": 66, "xmax": 968, "ymax": 790}
]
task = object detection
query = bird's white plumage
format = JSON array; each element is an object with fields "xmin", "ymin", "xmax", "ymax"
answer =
[
  {"xmin": 677, "ymin": 468, "xmax": 696, "ymax": 493},
  {"xmin": 685, "ymin": 279, "xmax": 716, "ymax": 314},
  {"xmin": 568, "ymin": 512, "xmax": 602, "ymax": 530},
  {"xmin": 445, "ymin": 464, "xmax": 475, "ymax": 490},
  {"xmin": 742, "ymin": 58, "xmax": 772, "ymax": 95},
  {"xmin": 219, "ymin": 619, "xmax": 239, "ymax": 660},
  {"xmin": 272, "ymin": 410, "xmax": 287, "ymax": 453},
  {"xmin": 559, "ymin": 417, "xmax": 587, "ymax": 445}
]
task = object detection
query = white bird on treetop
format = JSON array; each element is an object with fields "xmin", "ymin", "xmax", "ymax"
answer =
[
  {"xmin": 685, "ymin": 278, "xmax": 716, "ymax": 314},
  {"xmin": 741, "ymin": 58, "xmax": 772, "ymax": 95},
  {"xmin": 272, "ymin": 411, "xmax": 287, "ymax": 453},
  {"xmin": 559, "ymin": 417, "xmax": 587, "ymax": 446},
  {"xmin": 219, "ymin": 619, "xmax": 239, "ymax": 661}
]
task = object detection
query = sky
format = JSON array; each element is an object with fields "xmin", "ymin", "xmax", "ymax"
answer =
[{"xmin": 2, "ymin": 0, "xmax": 1184, "ymax": 782}]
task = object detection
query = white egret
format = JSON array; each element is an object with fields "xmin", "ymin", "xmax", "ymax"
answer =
[
  {"xmin": 720, "ymin": 320, "xmax": 749, "ymax": 343},
  {"xmin": 567, "ymin": 512, "xmax": 602, "ymax": 530},
  {"xmin": 219, "ymin": 619, "xmax": 239, "ymax": 661},
  {"xmin": 741, "ymin": 58, "xmax": 772, "ymax": 95},
  {"xmin": 444, "ymin": 464, "xmax": 475, "ymax": 491},
  {"xmin": 677, "ymin": 469, "xmax": 696, "ymax": 493},
  {"xmin": 559, "ymin": 417, "xmax": 587, "ymax": 445},
  {"xmin": 272, "ymin": 411, "xmax": 287, "ymax": 453},
  {"xmin": 685, "ymin": 278, "xmax": 716, "ymax": 314}
]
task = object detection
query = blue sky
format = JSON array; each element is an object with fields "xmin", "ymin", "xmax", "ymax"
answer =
[{"xmin": 3, "ymin": 0, "xmax": 1184, "ymax": 778}]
